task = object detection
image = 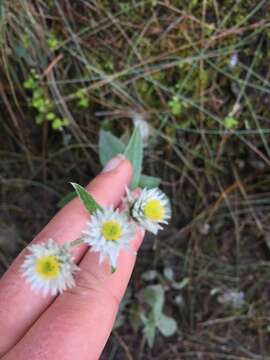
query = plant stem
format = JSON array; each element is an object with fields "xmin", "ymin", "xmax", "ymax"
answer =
[{"xmin": 70, "ymin": 238, "xmax": 84, "ymax": 248}]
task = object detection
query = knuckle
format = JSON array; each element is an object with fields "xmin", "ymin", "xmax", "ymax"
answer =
[{"xmin": 65, "ymin": 267, "xmax": 121, "ymax": 310}]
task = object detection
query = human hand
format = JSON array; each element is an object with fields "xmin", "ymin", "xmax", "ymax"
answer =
[{"xmin": 0, "ymin": 155, "xmax": 144, "ymax": 360}]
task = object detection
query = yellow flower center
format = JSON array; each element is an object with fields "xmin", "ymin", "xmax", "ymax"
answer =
[
  {"xmin": 101, "ymin": 220, "xmax": 123, "ymax": 241},
  {"xmin": 144, "ymin": 199, "xmax": 164, "ymax": 221},
  {"xmin": 36, "ymin": 255, "xmax": 60, "ymax": 279}
]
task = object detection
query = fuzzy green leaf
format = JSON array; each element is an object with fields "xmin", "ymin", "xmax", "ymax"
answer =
[
  {"xmin": 172, "ymin": 277, "xmax": 190, "ymax": 290},
  {"xmin": 157, "ymin": 314, "xmax": 177, "ymax": 337},
  {"xmin": 124, "ymin": 126, "xmax": 143, "ymax": 189},
  {"xmin": 143, "ymin": 320, "xmax": 156, "ymax": 348},
  {"xmin": 139, "ymin": 174, "xmax": 161, "ymax": 189},
  {"xmin": 143, "ymin": 285, "xmax": 164, "ymax": 320},
  {"xmin": 57, "ymin": 191, "xmax": 77, "ymax": 208},
  {"xmin": 71, "ymin": 183, "xmax": 102, "ymax": 214},
  {"xmin": 141, "ymin": 270, "xmax": 158, "ymax": 281},
  {"xmin": 98, "ymin": 130, "xmax": 125, "ymax": 166}
]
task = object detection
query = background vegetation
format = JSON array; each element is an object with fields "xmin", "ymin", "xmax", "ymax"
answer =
[{"xmin": 1, "ymin": 1, "xmax": 270, "ymax": 358}]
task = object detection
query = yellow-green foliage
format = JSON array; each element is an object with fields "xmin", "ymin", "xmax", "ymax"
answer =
[{"xmin": 23, "ymin": 70, "xmax": 69, "ymax": 131}]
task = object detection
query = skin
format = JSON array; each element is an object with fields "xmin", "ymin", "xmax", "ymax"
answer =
[{"xmin": 0, "ymin": 156, "xmax": 144, "ymax": 360}]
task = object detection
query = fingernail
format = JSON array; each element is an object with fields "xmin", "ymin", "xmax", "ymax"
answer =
[{"xmin": 102, "ymin": 154, "xmax": 126, "ymax": 173}]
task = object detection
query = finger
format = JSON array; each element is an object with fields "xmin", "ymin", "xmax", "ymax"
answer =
[
  {"xmin": 0, "ymin": 155, "xmax": 132, "ymax": 357},
  {"xmin": 4, "ymin": 229, "xmax": 145, "ymax": 360}
]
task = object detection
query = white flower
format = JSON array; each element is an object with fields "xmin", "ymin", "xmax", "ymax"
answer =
[
  {"xmin": 229, "ymin": 53, "xmax": 238, "ymax": 68},
  {"xmin": 131, "ymin": 187, "xmax": 171, "ymax": 234},
  {"xmin": 21, "ymin": 239, "xmax": 79, "ymax": 296},
  {"xmin": 218, "ymin": 289, "xmax": 245, "ymax": 309},
  {"xmin": 83, "ymin": 207, "xmax": 135, "ymax": 269}
]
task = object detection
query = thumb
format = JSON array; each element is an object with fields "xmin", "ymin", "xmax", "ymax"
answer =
[{"xmin": 0, "ymin": 154, "xmax": 132, "ymax": 357}]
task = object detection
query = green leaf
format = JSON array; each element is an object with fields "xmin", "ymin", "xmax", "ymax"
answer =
[
  {"xmin": 143, "ymin": 285, "xmax": 164, "ymax": 320},
  {"xmin": 168, "ymin": 97, "xmax": 183, "ymax": 116},
  {"xmin": 57, "ymin": 191, "xmax": 77, "ymax": 208},
  {"xmin": 141, "ymin": 270, "xmax": 158, "ymax": 281},
  {"xmin": 163, "ymin": 267, "xmax": 174, "ymax": 282},
  {"xmin": 139, "ymin": 174, "xmax": 161, "ymax": 189},
  {"xmin": 224, "ymin": 116, "xmax": 238, "ymax": 129},
  {"xmin": 157, "ymin": 314, "xmax": 177, "ymax": 337},
  {"xmin": 15, "ymin": 45, "xmax": 27, "ymax": 59},
  {"xmin": 124, "ymin": 127, "xmax": 143, "ymax": 189},
  {"xmin": 143, "ymin": 320, "xmax": 156, "ymax": 348},
  {"xmin": 71, "ymin": 183, "xmax": 103, "ymax": 214},
  {"xmin": 98, "ymin": 130, "xmax": 125, "ymax": 166},
  {"xmin": 172, "ymin": 277, "xmax": 190, "ymax": 290},
  {"xmin": 52, "ymin": 118, "xmax": 63, "ymax": 130}
]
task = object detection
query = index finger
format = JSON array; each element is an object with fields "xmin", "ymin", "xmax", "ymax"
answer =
[{"xmin": 4, "ymin": 228, "xmax": 145, "ymax": 360}]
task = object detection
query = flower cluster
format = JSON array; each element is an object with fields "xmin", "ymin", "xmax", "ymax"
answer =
[
  {"xmin": 21, "ymin": 187, "xmax": 171, "ymax": 296},
  {"xmin": 21, "ymin": 239, "xmax": 79, "ymax": 296},
  {"xmin": 126, "ymin": 187, "xmax": 171, "ymax": 235},
  {"xmin": 83, "ymin": 206, "xmax": 135, "ymax": 269}
]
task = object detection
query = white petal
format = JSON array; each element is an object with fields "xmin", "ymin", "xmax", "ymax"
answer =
[{"xmin": 20, "ymin": 239, "xmax": 77, "ymax": 296}]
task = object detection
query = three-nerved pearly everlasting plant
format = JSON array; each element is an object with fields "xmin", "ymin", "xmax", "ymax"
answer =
[{"xmin": 21, "ymin": 127, "xmax": 171, "ymax": 295}]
